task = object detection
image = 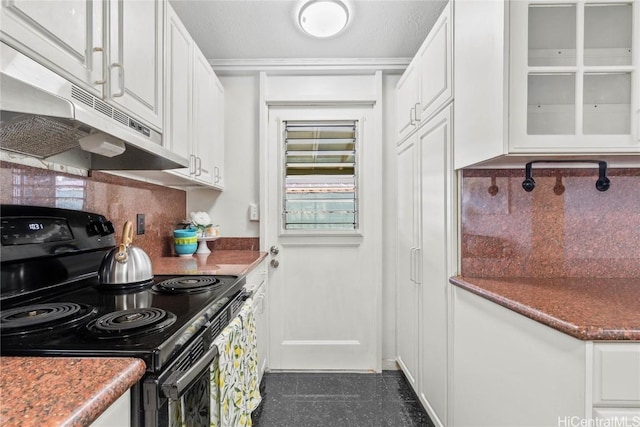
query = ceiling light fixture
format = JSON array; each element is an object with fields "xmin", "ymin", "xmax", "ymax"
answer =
[{"xmin": 298, "ymin": 0, "xmax": 349, "ymax": 38}]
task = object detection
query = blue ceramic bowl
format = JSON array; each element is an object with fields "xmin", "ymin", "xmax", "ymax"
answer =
[
  {"xmin": 174, "ymin": 228, "xmax": 198, "ymax": 238},
  {"xmin": 174, "ymin": 242, "xmax": 197, "ymax": 256}
]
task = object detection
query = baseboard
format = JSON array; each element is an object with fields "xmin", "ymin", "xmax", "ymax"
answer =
[{"xmin": 382, "ymin": 358, "xmax": 399, "ymax": 371}]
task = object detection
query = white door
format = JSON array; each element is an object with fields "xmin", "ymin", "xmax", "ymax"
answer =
[{"xmin": 265, "ymin": 105, "xmax": 381, "ymax": 371}]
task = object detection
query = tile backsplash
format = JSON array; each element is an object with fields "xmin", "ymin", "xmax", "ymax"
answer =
[
  {"xmin": 461, "ymin": 168, "xmax": 640, "ymax": 278},
  {"xmin": 0, "ymin": 161, "xmax": 186, "ymax": 257}
]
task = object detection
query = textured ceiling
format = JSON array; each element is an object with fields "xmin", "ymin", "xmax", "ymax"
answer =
[{"xmin": 169, "ymin": 0, "xmax": 448, "ymax": 62}]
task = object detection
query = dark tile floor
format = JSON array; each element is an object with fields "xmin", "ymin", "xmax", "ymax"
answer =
[{"xmin": 251, "ymin": 371, "xmax": 435, "ymax": 427}]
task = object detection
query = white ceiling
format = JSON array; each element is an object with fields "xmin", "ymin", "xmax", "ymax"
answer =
[{"xmin": 169, "ymin": 0, "xmax": 448, "ymax": 66}]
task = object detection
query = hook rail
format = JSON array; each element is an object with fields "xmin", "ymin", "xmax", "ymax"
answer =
[{"xmin": 522, "ymin": 160, "xmax": 610, "ymax": 192}]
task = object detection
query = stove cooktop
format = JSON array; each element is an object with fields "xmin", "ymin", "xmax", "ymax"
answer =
[{"xmin": 0, "ymin": 274, "xmax": 246, "ymax": 371}]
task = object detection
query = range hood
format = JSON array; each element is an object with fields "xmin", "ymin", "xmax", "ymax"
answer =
[{"xmin": 0, "ymin": 43, "xmax": 188, "ymax": 170}]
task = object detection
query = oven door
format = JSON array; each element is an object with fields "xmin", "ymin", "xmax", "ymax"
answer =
[{"xmin": 143, "ymin": 344, "xmax": 218, "ymax": 427}]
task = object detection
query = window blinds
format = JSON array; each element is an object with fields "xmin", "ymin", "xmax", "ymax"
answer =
[{"xmin": 283, "ymin": 121, "xmax": 358, "ymax": 230}]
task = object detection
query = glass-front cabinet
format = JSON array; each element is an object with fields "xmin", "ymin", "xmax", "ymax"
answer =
[{"xmin": 509, "ymin": 0, "xmax": 638, "ymax": 153}]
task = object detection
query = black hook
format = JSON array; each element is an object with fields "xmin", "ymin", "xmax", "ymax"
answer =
[
  {"xmin": 488, "ymin": 176, "xmax": 499, "ymax": 196},
  {"xmin": 522, "ymin": 162, "xmax": 536, "ymax": 192},
  {"xmin": 522, "ymin": 160, "xmax": 610, "ymax": 192}
]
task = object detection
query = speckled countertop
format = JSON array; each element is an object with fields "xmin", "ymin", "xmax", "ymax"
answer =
[
  {"xmin": 0, "ymin": 357, "xmax": 145, "ymax": 427},
  {"xmin": 450, "ymin": 276, "xmax": 640, "ymax": 341},
  {"xmin": 151, "ymin": 250, "xmax": 268, "ymax": 276}
]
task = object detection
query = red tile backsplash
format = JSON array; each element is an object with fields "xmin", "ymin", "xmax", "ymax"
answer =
[
  {"xmin": 461, "ymin": 168, "xmax": 640, "ymax": 278},
  {"xmin": 0, "ymin": 161, "xmax": 186, "ymax": 257}
]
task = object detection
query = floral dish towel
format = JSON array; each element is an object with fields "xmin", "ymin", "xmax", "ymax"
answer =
[{"xmin": 210, "ymin": 298, "xmax": 262, "ymax": 427}]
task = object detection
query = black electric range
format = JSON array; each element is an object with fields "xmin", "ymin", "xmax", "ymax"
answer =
[{"xmin": 0, "ymin": 205, "xmax": 247, "ymax": 426}]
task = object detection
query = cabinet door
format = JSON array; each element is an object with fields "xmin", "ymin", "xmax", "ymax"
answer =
[
  {"xmin": 108, "ymin": 0, "xmax": 163, "ymax": 130},
  {"xmin": 418, "ymin": 105, "xmax": 452, "ymax": 426},
  {"xmin": 417, "ymin": 2, "xmax": 452, "ymax": 123},
  {"xmin": 396, "ymin": 134, "xmax": 420, "ymax": 391},
  {"xmin": 192, "ymin": 47, "xmax": 216, "ymax": 186},
  {"xmin": 452, "ymin": 286, "xmax": 586, "ymax": 427},
  {"xmin": 0, "ymin": 0, "xmax": 104, "ymax": 97},
  {"xmin": 509, "ymin": 0, "xmax": 638, "ymax": 153},
  {"xmin": 164, "ymin": 4, "xmax": 193, "ymax": 179},
  {"xmin": 453, "ymin": 0, "xmax": 509, "ymax": 169},
  {"xmin": 593, "ymin": 343, "xmax": 640, "ymax": 406},
  {"xmin": 396, "ymin": 59, "xmax": 419, "ymax": 143},
  {"xmin": 211, "ymin": 76, "xmax": 225, "ymax": 190}
]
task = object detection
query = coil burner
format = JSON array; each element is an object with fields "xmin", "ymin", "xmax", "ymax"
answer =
[
  {"xmin": 153, "ymin": 276, "xmax": 222, "ymax": 294},
  {"xmin": 0, "ymin": 303, "xmax": 97, "ymax": 337},
  {"xmin": 86, "ymin": 307, "xmax": 176, "ymax": 339}
]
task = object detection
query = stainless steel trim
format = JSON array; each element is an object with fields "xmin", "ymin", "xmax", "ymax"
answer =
[{"xmin": 160, "ymin": 345, "xmax": 218, "ymax": 400}]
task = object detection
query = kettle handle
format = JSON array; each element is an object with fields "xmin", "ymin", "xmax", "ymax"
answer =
[
  {"xmin": 122, "ymin": 221, "xmax": 134, "ymax": 247},
  {"xmin": 115, "ymin": 221, "xmax": 133, "ymax": 263}
]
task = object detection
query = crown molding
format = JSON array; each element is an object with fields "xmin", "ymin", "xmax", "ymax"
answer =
[{"xmin": 208, "ymin": 57, "xmax": 411, "ymax": 75}]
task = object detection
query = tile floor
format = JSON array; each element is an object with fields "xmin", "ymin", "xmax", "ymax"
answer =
[{"xmin": 251, "ymin": 371, "xmax": 435, "ymax": 427}]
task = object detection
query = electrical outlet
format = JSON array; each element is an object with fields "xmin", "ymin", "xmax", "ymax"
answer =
[{"xmin": 136, "ymin": 214, "xmax": 145, "ymax": 235}]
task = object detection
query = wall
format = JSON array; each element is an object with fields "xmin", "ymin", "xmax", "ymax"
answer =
[
  {"xmin": 0, "ymin": 161, "xmax": 186, "ymax": 258},
  {"xmin": 460, "ymin": 168, "xmax": 640, "ymax": 278},
  {"xmin": 187, "ymin": 74, "xmax": 261, "ymax": 238}
]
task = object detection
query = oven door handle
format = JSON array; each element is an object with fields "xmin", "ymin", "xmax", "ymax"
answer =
[{"xmin": 161, "ymin": 345, "xmax": 219, "ymax": 400}]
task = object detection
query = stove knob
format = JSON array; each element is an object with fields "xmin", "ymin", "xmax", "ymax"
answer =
[{"xmin": 88, "ymin": 220, "xmax": 115, "ymax": 236}]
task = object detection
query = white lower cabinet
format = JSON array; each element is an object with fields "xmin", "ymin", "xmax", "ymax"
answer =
[
  {"xmin": 396, "ymin": 105, "xmax": 454, "ymax": 427},
  {"xmin": 452, "ymin": 286, "xmax": 586, "ymax": 427},
  {"xmin": 451, "ymin": 286, "xmax": 640, "ymax": 426},
  {"xmin": 591, "ymin": 343, "xmax": 640, "ymax": 420},
  {"xmin": 89, "ymin": 389, "xmax": 131, "ymax": 427}
]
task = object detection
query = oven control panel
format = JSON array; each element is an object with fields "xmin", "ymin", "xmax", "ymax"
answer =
[{"xmin": 0, "ymin": 205, "xmax": 115, "ymax": 262}]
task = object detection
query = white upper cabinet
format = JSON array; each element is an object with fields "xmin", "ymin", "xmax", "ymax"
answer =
[
  {"xmin": 510, "ymin": 1, "xmax": 637, "ymax": 153},
  {"xmin": 396, "ymin": 1, "xmax": 452, "ymax": 143},
  {"xmin": 1, "ymin": 0, "xmax": 164, "ymax": 131},
  {"xmin": 164, "ymin": 3, "xmax": 193, "ymax": 173},
  {"xmin": 211, "ymin": 75, "xmax": 225, "ymax": 189},
  {"xmin": 396, "ymin": 59, "xmax": 420, "ymax": 143},
  {"xmin": 163, "ymin": 3, "xmax": 225, "ymax": 190},
  {"xmin": 191, "ymin": 47, "xmax": 222, "ymax": 188},
  {"xmin": 0, "ymin": 0, "xmax": 105, "ymax": 97},
  {"xmin": 107, "ymin": 0, "xmax": 164, "ymax": 130},
  {"xmin": 454, "ymin": 0, "xmax": 639, "ymax": 169},
  {"xmin": 417, "ymin": 3, "xmax": 452, "ymax": 124}
]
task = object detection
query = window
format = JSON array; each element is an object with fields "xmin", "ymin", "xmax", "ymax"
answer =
[{"xmin": 283, "ymin": 120, "xmax": 358, "ymax": 231}]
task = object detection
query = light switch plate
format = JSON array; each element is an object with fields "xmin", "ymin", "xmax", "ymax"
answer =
[
  {"xmin": 136, "ymin": 214, "xmax": 145, "ymax": 235},
  {"xmin": 249, "ymin": 203, "xmax": 259, "ymax": 221}
]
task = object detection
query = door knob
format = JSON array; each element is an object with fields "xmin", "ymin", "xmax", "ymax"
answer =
[
  {"xmin": 270, "ymin": 259, "xmax": 279, "ymax": 268},
  {"xmin": 270, "ymin": 245, "xmax": 279, "ymax": 255}
]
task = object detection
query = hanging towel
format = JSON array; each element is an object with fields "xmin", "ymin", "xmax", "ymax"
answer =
[
  {"xmin": 238, "ymin": 299, "xmax": 262, "ymax": 414},
  {"xmin": 210, "ymin": 298, "xmax": 262, "ymax": 427}
]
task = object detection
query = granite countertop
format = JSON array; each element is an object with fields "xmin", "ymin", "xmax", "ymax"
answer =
[
  {"xmin": 151, "ymin": 250, "xmax": 268, "ymax": 276},
  {"xmin": 450, "ymin": 276, "xmax": 640, "ymax": 341},
  {"xmin": 0, "ymin": 357, "xmax": 145, "ymax": 427}
]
